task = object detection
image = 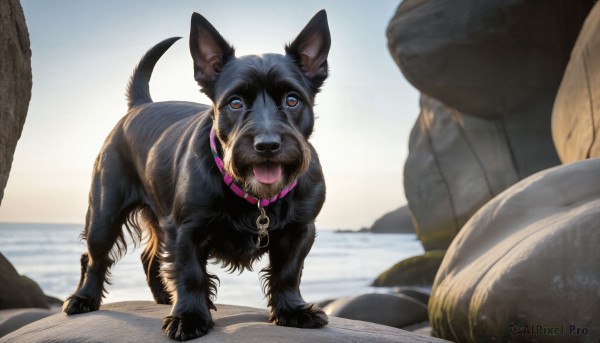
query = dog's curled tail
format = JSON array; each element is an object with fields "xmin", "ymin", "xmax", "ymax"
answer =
[{"xmin": 126, "ymin": 36, "xmax": 182, "ymax": 109}]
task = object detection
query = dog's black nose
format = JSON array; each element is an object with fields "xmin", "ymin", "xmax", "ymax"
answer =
[{"xmin": 254, "ymin": 135, "xmax": 281, "ymax": 154}]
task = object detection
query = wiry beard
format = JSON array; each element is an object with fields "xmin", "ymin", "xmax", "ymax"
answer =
[
  {"xmin": 244, "ymin": 176, "xmax": 286, "ymax": 199},
  {"xmin": 223, "ymin": 148, "xmax": 289, "ymax": 198},
  {"xmin": 219, "ymin": 124, "xmax": 312, "ymax": 199}
]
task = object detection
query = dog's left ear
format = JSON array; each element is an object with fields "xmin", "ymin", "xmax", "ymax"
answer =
[
  {"xmin": 190, "ymin": 12, "xmax": 235, "ymax": 89},
  {"xmin": 286, "ymin": 10, "xmax": 331, "ymax": 89}
]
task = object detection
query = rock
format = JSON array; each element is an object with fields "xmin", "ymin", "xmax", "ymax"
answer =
[
  {"xmin": 0, "ymin": 308, "xmax": 54, "ymax": 337},
  {"xmin": 0, "ymin": 253, "xmax": 49, "ymax": 310},
  {"xmin": 394, "ymin": 286, "xmax": 430, "ymax": 306},
  {"xmin": 372, "ymin": 250, "xmax": 445, "ymax": 287},
  {"xmin": 45, "ymin": 296, "xmax": 63, "ymax": 309},
  {"xmin": 369, "ymin": 205, "xmax": 415, "ymax": 234},
  {"xmin": 0, "ymin": 0, "xmax": 31, "ymax": 205},
  {"xmin": 387, "ymin": 0, "xmax": 592, "ymax": 120},
  {"xmin": 3, "ymin": 301, "xmax": 449, "ymax": 342},
  {"xmin": 334, "ymin": 228, "xmax": 369, "ymax": 233},
  {"xmin": 428, "ymin": 158, "xmax": 600, "ymax": 342},
  {"xmin": 404, "ymin": 96, "xmax": 520, "ymax": 250},
  {"xmin": 412, "ymin": 325, "xmax": 432, "ymax": 337},
  {"xmin": 552, "ymin": 2, "xmax": 600, "ymax": 163},
  {"xmin": 315, "ymin": 298, "xmax": 336, "ymax": 309},
  {"xmin": 324, "ymin": 293, "xmax": 428, "ymax": 329},
  {"xmin": 403, "ymin": 321, "xmax": 430, "ymax": 333},
  {"xmin": 387, "ymin": 1, "xmax": 594, "ymax": 250}
]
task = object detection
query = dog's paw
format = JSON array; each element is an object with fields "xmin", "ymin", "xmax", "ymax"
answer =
[
  {"xmin": 271, "ymin": 303, "xmax": 329, "ymax": 328},
  {"xmin": 162, "ymin": 315, "xmax": 214, "ymax": 341},
  {"xmin": 62, "ymin": 295, "xmax": 100, "ymax": 315}
]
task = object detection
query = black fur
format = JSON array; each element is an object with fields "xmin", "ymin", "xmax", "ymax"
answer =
[{"xmin": 62, "ymin": 10, "xmax": 330, "ymax": 341}]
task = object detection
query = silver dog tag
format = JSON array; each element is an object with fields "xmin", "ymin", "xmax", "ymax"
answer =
[{"xmin": 255, "ymin": 202, "xmax": 270, "ymax": 248}]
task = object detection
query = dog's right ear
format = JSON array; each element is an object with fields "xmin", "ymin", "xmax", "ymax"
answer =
[{"xmin": 189, "ymin": 13, "xmax": 235, "ymax": 88}]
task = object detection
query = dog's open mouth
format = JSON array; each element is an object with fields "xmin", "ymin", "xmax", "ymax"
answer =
[{"xmin": 253, "ymin": 163, "xmax": 283, "ymax": 185}]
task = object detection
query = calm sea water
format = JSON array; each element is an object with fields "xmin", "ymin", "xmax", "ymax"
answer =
[{"xmin": 0, "ymin": 223, "xmax": 423, "ymax": 308}]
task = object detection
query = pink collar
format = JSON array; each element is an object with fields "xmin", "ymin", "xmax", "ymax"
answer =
[{"xmin": 209, "ymin": 127, "xmax": 297, "ymax": 207}]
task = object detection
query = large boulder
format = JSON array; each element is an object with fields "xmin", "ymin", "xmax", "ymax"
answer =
[
  {"xmin": 369, "ymin": 205, "xmax": 415, "ymax": 234},
  {"xmin": 0, "ymin": 253, "xmax": 49, "ymax": 310},
  {"xmin": 428, "ymin": 158, "xmax": 600, "ymax": 342},
  {"xmin": 387, "ymin": 0, "xmax": 593, "ymax": 120},
  {"xmin": 404, "ymin": 96, "xmax": 519, "ymax": 250},
  {"xmin": 552, "ymin": 2, "xmax": 600, "ymax": 163},
  {"xmin": 0, "ymin": 0, "xmax": 31, "ymax": 205},
  {"xmin": 387, "ymin": 0, "xmax": 593, "ymax": 250},
  {"xmin": 3, "ymin": 301, "xmax": 449, "ymax": 342}
]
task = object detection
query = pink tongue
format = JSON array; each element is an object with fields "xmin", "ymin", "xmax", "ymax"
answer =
[{"xmin": 253, "ymin": 164, "xmax": 282, "ymax": 185}]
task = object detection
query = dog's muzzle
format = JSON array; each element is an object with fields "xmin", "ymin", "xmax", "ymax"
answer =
[{"xmin": 209, "ymin": 126, "xmax": 298, "ymax": 207}]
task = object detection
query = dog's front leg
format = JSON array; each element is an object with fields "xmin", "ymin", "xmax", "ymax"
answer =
[
  {"xmin": 263, "ymin": 223, "xmax": 328, "ymax": 328},
  {"xmin": 162, "ymin": 222, "xmax": 216, "ymax": 341}
]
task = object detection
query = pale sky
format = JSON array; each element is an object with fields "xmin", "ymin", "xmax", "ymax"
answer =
[{"xmin": 0, "ymin": 0, "xmax": 419, "ymax": 230}]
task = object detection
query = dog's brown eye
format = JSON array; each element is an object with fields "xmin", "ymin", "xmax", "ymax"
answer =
[
  {"xmin": 229, "ymin": 98, "xmax": 243, "ymax": 110},
  {"xmin": 286, "ymin": 95, "xmax": 299, "ymax": 108}
]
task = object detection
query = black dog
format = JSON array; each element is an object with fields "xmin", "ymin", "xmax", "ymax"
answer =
[{"xmin": 62, "ymin": 10, "xmax": 330, "ymax": 341}]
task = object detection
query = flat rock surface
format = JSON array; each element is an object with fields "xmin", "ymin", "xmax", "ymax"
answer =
[
  {"xmin": 3, "ymin": 301, "xmax": 449, "ymax": 342},
  {"xmin": 0, "ymin": 308, "xmax": 55, "ymax": 337}
]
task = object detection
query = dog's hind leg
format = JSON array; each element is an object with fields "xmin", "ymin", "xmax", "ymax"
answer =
[
  {"xmin": 63, "ymin": 146, "xmax": 140, "ymax": 315},
  {"xmin": 140, "ymin": 211, "xmax": 171, "ymax": 304}
]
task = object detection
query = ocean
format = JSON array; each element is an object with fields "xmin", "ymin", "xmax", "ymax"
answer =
[{"xmin": 0, "ymin": 223, "xmax": 423, "ymax": 308}]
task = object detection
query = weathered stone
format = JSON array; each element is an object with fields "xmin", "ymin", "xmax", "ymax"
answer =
[
  {"xmin": 412, "ymin": 325, "xmax": 432, "ymax": 337},
  {"xmin": 0, "ymin": 0, "xmax": 31, "ymax": 205},
  {"xmin": 552, "ymin": 2, "xmax": 600, "ymax": 163},
  {"xmin": 3, "ymin": 301, "xmax": 449, "ymax": 342},
  {"xmin": 324, "ymin": 293, "xmax": 428, "ymax": 329},
  {"xmin": 389, "ymin": 0, "xmax": 594, "ymax": 251},
  {"xmin": 0, "ymin": 308, "xmax": 54, "ymax": 337},
  {"xmin": 0, "ymin": 253, "xmax": 49, "ymax": 310},
  {"xmin": 372, "ymin": 250, "xmax": 445, "ymax": 287},
  {"xmin": 45, "ymin": 295, "xmax": 63, "ymax": 309},
  {"xmin": 394, "ymin": 286, "xmax": 430, "ymax": 306},
  {"xmin": 387, "ymin": 0, "xmax": 592, "ymax": 120},
  {"xmin": 429, "ymin": 158, "xmax": 600, "ymax": 342},
  {"xmin": 369, "ymin": 205, "xmax": 415, "ymax": 234},
  {"xmin": 404, "ymin": 96, "xmax": 521, "ymax": 250},
  {"xmin": 315, "ymin": 298, "xmax": 336, "ymax": 309}
]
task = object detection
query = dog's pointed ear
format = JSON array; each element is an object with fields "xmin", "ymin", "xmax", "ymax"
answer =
[
  {"xmin": 189, "ymin": 12, "xmax": 235, "ymax": 87},
  {"xmin": 286, "ymin": 10, "xmax": 331, "ymax": 89}
]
